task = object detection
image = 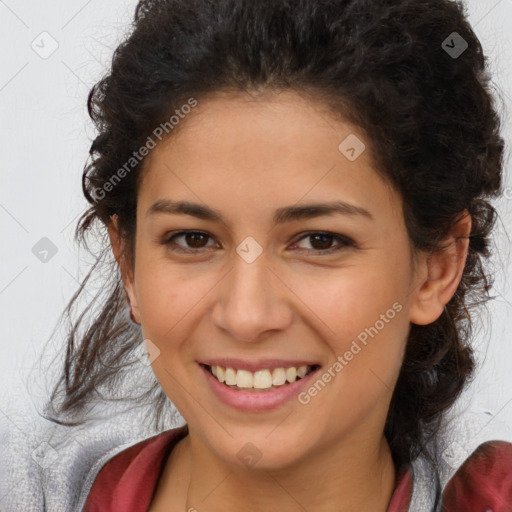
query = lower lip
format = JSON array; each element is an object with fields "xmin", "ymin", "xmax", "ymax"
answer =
[{"xmin": 199, "ymin": 364, "xmax": 321, "ymax": 411}]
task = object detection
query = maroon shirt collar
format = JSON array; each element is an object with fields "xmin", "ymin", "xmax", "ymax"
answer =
[{"xmin": 83, "ymin": 424, "xmax": 414, "ymax": 512}]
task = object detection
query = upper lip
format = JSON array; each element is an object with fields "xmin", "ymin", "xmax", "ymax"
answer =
[{"xmin": 200, "ymin": 358, "xmax": 320, "ymax": 372}]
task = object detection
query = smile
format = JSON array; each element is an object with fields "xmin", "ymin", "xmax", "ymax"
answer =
[
  {"xmin": 205, "ymin": 364, "xmax": 317, "ymax": 392},
  {"xmin": 199, "ymin": 361, "xmax": 322, "ymax": 411}
]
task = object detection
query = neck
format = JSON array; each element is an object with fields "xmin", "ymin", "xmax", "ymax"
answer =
[{"xmin": 160, "ymin": 428, "xmax": 397, "ymax": 512}]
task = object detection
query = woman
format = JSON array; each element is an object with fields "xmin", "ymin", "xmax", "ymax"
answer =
[{"xmin": 37, "ymin": 0, "xmax": 512, "ymax": 510}]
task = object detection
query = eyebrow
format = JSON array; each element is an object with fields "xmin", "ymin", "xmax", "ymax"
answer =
[{"xmin": 147, "ymin": 199, "xmax": 373, "ymax": 226}]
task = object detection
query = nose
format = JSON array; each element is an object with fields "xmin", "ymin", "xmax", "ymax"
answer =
[{"xmin": 211, "ymin": 252, "xmax": 293, "ymax": 343}]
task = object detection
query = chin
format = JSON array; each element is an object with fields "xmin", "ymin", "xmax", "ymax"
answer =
[{"xmin": 212, "ymin": 428, "xmax": 311, "ymax": 472}]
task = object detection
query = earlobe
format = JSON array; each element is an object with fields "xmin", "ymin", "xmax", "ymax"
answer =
[
  {"xmin": 107, "ymin": 215, "xmax": 141, "ymax": 324},
  {"xmin": 409, "ymin": 210, "xmax": 472, "ymax": 326}
]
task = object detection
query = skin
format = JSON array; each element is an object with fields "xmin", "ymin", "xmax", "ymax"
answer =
[{"xmin": 108, "ymin": 89, "xmax": 471, "ymax": 512}]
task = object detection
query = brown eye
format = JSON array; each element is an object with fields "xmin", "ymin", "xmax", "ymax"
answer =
[
  {"xmin": 161, "ymin": 230, "xmax": 355, "ymax": 256},
  {"xmin": 291, "ymin": 232, "xmax": 355, "ymax": 255},
  {"xmin": 162, "ymin": 231, "xmax": 216, "ymax": 253},
  {"xmin": 305, "ymin": 233, "xmax": 333, "ymax": 250},
  {"xmin": 180, "ymin": 232, "xmax": 210, "ymax": 248}
]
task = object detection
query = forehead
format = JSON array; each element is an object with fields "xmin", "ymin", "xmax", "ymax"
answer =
[{"xmin": 138, "ymin": 89, "xmax": 402, "ymax": 225}]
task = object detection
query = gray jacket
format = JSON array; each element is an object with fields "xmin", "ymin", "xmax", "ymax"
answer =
[{"xmin": 1, "ymin": 381, "xmax": 510, "ymax": 512}]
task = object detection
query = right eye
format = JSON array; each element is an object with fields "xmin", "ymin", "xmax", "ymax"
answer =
[{"xmin": 161, "ymin": 230, "xmax": 217, "ymax": 253}]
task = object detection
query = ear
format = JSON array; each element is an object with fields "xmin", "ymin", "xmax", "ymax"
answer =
[
  {"xmin": 107, "ymin": 215, "xmax": 141, "ymax": 324},
  {"xmin": 409, "ymin": 210, "xmax": 472, "ymax": 326}
]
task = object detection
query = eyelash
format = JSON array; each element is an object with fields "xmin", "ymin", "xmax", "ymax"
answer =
[{"xmin": 160, "ymin": 230, "xmax": 356, "ymax": 256}]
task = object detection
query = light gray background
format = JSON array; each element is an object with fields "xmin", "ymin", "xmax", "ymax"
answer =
[{"xmin": 1, "ymin": 0, "xmax": 512, "ymax": 447}]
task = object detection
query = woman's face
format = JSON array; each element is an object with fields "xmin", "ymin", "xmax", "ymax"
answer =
[{"xmin": 119, "ymin": 89, "xmax": 433, "ymax": 469}]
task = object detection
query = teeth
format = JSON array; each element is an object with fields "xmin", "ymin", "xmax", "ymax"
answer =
[
  {"xmin": 236, "ymin": 369, "xmax": 253, "ymax": 388},
  {"xmin": 272, "ymin": 368, "xmax": 286, "ymax": 386},
  {"xmin": 208, "ymin": 364, "xmax": 312, "ymax": 390},
  {"xmin": 286, "ymin": 367, "xmax": 297, "ymax": 382},
  {"xmin": 225, "ymin": 367, "xmax": 237, "ymax": 385},
  {"xmin": 254, "ymin": 369, "xmax": 273, "ymax": 388}
]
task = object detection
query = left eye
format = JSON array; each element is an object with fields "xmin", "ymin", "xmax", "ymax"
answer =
[
  {"xmin": 291, "ymin": 232, "xmax": 355, "ymax": 253},
  {"xmin": 161, "ymin": 230, "xmax": 355, "ymax": 255}
]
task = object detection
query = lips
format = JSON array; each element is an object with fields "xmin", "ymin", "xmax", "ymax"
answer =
[
  {"xmin": 199, "ymin": 358, "xmax": 321, "ymax": 372},
  {"xmin": 198, "ymin": 359, "xmax": 322, "ymax": 411}
]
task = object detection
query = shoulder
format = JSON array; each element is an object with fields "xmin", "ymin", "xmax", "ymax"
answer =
[
  {"xmin": 443, "ymin": 440, "xmax": 512, "ymax": 511},
  {"xmin": 82, "ymin": 424, "xmax": 188, "ymax": 512}
]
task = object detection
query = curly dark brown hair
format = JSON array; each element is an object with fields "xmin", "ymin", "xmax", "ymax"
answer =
[{"xmin": 40, "ymin": 0, "xmax": 504, "ymax": 507}]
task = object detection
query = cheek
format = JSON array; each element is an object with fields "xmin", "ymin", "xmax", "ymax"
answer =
[
  {"xmin": 305, "ymin": 291, "xmax": 407, "ymax": 433},
  {"xmin": 291, "ymin": 265, "xmax": 408, "ymax": 404},
  {"xmin": 293, "ymin": 264, "xmax": 405, "ymax": 342},
  {"xmin": 133, "ymin": 250, "xmax": 207, "ymax": 335}
]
